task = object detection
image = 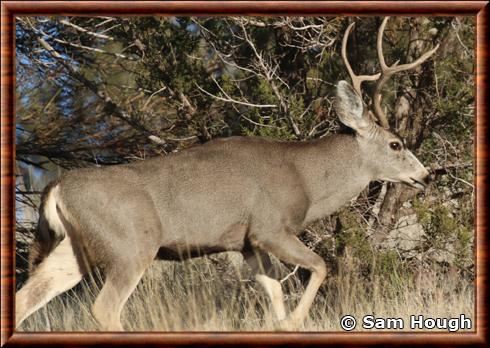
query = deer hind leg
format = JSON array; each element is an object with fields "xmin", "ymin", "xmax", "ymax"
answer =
[
  {"xmin": 253, "ymin": 231, "xmax": 327, "ymax": 330},
  {"xmin": 244, "ymin": 249, "xmax": 286, "ymax": 321},
  {"xmin": 16, "ymin": 235, "xmax": 85, "ymax": 328},
  {"xmin": 92, "ymin": 256, "xmax": 154, "ymax": 331}
]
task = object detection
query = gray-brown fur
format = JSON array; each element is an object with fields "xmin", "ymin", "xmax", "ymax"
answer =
[{"xmin": 16, "ymin": 80, "xmax": 430, "ymax": 330}]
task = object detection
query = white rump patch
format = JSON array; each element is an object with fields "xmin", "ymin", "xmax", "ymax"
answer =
[
  {"xmin": 16, "ymin": 235, "xmax": 84, "ymax": 327},
  {"xmin": 44, "ymin": 185, "xmax": 66, "ymax": 240}
]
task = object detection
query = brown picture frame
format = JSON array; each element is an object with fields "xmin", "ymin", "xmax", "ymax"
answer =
[{"xmin": 1, "ymin": 1, "xmax": 488, "ymax": 346}]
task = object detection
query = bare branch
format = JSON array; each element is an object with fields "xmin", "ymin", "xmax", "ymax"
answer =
[
  {"xmin": 94, "ymin": 17, "xmax": 116, "ymax": 28},
  {"xmin": 238, "ymin": 19, "xmax": 301, "ymax": 137},
  {"xmin": 50, "ymin": 36, "xmax": 133, "ymax": 60},
  {"xmin": 59, "ymin": 19, "xmax": 114, "ymax": 40},
  {"xmin": 195, "ymin": 82, "xmax": 277, "ymax": 108},
  {"xmin": 430, "ymin": 162, "xmax": 473, "ymax": 176}
]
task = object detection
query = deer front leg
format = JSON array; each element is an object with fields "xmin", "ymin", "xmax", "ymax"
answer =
[
  {"xmin": 251, "ymin": 231, "xmax": 327, "ymax": 330},
  {"xmin": 243, "ymin": 249, "xmax": 286, "ymax": 321}
]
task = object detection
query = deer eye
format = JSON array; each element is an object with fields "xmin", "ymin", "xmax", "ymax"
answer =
[{"xmin": 389, "ymin": 141, "xmax": 402, "ymax": 151}]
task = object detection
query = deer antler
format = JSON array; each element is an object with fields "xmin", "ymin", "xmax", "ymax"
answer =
[
  {"xmin": 341, "ymin": 22, "xmax": 380, "ymax": 97},
  {"xmin": 342, "ymin": 17, "xmax": 439, "ymax": 129},
  {"xmin": 373, "ymin": 17, "xmax": 439, "ymax": 128}
]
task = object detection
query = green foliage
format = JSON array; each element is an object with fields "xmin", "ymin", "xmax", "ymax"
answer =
[
  {"xmin": 241, "ymin": 112, "xmax": 294, "ymax": 140},
  {"xmin": 336, "ymin": 209, "xmax": 371, "ymax": 261},
  {"xmin": 335, "ymin": 209, "xmax": 411, "ymax": 285},
  {"xmin": 413, "ymin": 197, "xmax": 473, "ymax": 269}
]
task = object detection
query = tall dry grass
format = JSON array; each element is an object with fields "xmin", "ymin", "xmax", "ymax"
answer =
[{"xmin": 18, "ymin": 251, "xmax": 474, "ymax": 332}]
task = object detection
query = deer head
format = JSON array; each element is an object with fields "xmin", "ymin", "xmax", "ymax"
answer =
[{"xmin": 335, "ymin": 17, "xmax": 438, "ymax": 189}]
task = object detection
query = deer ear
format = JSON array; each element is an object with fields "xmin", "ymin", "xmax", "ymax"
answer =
[{"xmin": 335, "ymin": 81, "xmax": 373, "ymax": 134}]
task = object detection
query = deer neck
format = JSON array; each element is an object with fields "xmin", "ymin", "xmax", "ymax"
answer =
[{"xmin": 295, "ymin": 134, "xmax": 374, "ymax": 226}]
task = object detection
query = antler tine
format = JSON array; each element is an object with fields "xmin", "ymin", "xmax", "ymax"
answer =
[
  {"xmin": 373, "ymin": 17, "xmax": 440, "ymax": 128},
  {"xmin": 341, "ymin": 22, "xmax": 381, "ymax": 97}
]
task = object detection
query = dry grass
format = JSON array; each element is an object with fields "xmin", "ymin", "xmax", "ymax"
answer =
[{"xmin": 18, "ymin": 252, "xmax": 474, "ymax": 332}]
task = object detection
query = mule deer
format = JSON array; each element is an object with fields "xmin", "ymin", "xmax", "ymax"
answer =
[{"xmin": 16, "ymin": 17, "xmax": 437, "ymax": 330}]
